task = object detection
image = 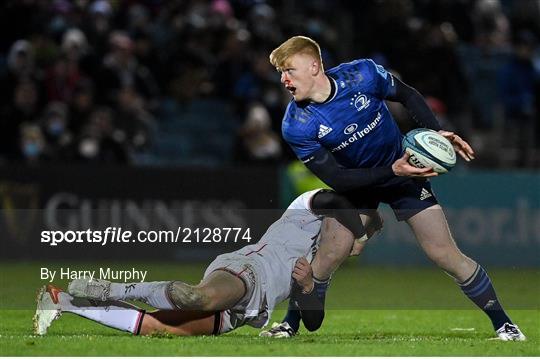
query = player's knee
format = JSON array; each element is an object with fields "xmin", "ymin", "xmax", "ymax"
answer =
[
  {"xmin": 425, "ymin": 246, "xmax": 449, "ymax": 263},
  {"xmin": 425, "ymin": 246, "xmax": 462, "ymax": 271}
]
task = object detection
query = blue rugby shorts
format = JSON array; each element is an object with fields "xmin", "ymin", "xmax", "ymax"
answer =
[{"xmin": 341, "ymin": 177, "xmax": 438, "ymax": 221}]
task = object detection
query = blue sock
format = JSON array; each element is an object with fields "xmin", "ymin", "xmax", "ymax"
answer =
[
  {"xmin": 313, "ymin": 277, "xmax": 330, "ymax": 305},
  {"xmin": 282, "ymin": 277, "xmax": 330, "ymax": 332},
  {"xmin": 459, "ymin": 264, "xmax": 512, "ymax": 330}
]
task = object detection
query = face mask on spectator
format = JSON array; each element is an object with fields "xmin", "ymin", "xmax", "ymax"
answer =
[
  {"xmin": 79, "ymin": 137, "xmax": 99, "ymax": 158},
  {"xmin": 48, "ymin": 120, "xmax": 65, "ymax": 137},
  {"xmin": 23, "ymin": 142, "xmax": 41, "ymax": 158}
]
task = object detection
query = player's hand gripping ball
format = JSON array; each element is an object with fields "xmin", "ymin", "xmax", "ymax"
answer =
[{"xmin": 402, "ymin": 128, "xmax": 456, "ymax": 174}]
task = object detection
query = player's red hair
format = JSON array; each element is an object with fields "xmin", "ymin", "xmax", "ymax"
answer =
[{"xmin": 269, "ymin": 36, "xmax": 323, "ymax": 71}]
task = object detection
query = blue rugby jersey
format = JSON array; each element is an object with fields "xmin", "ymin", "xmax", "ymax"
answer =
[{"xmin": 282, "ymin": 59, "xmax": 403, "ymax": 168}]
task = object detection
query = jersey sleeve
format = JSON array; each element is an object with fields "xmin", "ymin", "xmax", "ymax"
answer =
[
  {"xmin": 281, "ymin": 103, "xmax": 322, "ymax": 160},
  {"xmin": 363, "ymin": 59, "xmax": 397, "ymax": 99}
]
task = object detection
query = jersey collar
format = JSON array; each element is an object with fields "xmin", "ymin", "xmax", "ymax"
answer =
[{"xmin": 321, "ymin": 76, "xmax": 337, "ymax": 104}]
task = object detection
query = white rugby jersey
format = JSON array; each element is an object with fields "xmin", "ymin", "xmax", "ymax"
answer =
[{"xmin": 232, "ymin": 189, "xmax": 324, "ymax": 315}]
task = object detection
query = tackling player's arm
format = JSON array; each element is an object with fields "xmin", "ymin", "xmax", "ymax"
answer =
[
  {"xmin": 310, "ymin": 189, "xmax": 380, "ymax": 242},
  {"xmin": 311, "ymin": 189, "xmax": 383, "ymax": 257},
  {"xmin": 291, "ymin": 190, "xmax": 385, "ymax": 332},
  {"xmin": 291, "ymin": 257, "xmax": 324, "ymax": 332}
]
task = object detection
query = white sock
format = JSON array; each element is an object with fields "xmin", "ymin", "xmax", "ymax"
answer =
[
  {"xmin": 108, "ymin": 281, "xmax": 176, "ymax": 310},
  {"xmin": 58, "ymin": 292, "xmax": 144, "ymax": 334}
]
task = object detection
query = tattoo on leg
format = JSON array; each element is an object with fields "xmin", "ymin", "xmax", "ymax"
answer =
[{"xmin": 166, "ymin": 281, "xmax": 206, "ymax": 310}]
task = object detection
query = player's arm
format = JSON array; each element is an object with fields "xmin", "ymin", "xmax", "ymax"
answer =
[
  {"xmin": 385, "ymin": 76, "xmax": 442, "ymax": 131},
  {"xmin": 385, "ymin": 76, "xmax": 475, "ymax": 161},
  {"xmin": 291, "ymin": 257, "xmax": 324, "ymax": 332},
  {"xmin": 302, "ymin": 147, "xmax": 434, "ymax": 192}
]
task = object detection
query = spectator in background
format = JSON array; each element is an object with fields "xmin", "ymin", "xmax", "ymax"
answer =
[
  {"xmin": 498, "ymin": 30, "xmax": 539, "ymax": 167},
  {"xmin": 0, "ymin": 0, "xmax": 537, "ymax": 169},
  {"xmin": 126, "ymin": 4, "xmax": 153, "ymax": 36},
  {"xmin": 44, "ymin": 22, "xmax": 90, "ymax": 104},
  {"xmin": 5, "ymin": 39, "xmax": 37, "ymax": 79},
  {"xmin": 1, "ymin": 40, "xmax": 43, "ymax": 108},
  {"xmin": 61, "ymin": 27, "xmax": 100, "ymax": 80},
  {"xmin": 233, "ymin": 50, "xmax": 284, "ymax": 133},
  {"xmin": 40, "ymin": 101, "xmax": 73, "ymax": 162},
  {"xmin": 213, "ymin": 27, "xmax": 252, "ymax": 109},
  {"xmin": 4, "ymin": 79, "xmax": 41, "ymax": 124},
  {"xmin": 0, "ymin": 79, "xmax": 42, "ymax": 161},
  {"xmin": 97, "ymin": 31, "xmax": 159, "ymax": 109},
  {"xmin": 126, "ymin": 4, "xmax": 163, "ymax": 83},
  {"xmin": 472, "ymin": 0, "xmax": 511, "ymax": 48},
  {"xmin": 82, "ymin": 0, "xmax": 114, "ymax": 57},
  {"xmin": 457, "ymin": 0, "xmax": 511, "ymax": 130},
  {"xmin": 19, "ymin": 123, "xmax": 50, "ymax": 164},
  {"xmin": 234, "ymin": 102, "xmax": 282, "ymax": 164},
  {"xmin": 74, "ymin": 107, "xmax": 129, "ymax": 164},
  {"xmin": 44, "ymin": 54, "xmax": 81, "ymax": 103},
  {"xmin": 62, "ymin": 29, "xmax": 88, "ymax": 62},
  {"xmin": 114, "ymin": 85, "xmax": 155, "ymax": 152},
  {"xmin": 246, "ymin": 2, "xmax": 282, "ymax": 46},
  {"xmin": 68, "ymin": 79, "xmax": 95, "ymax": 135}
]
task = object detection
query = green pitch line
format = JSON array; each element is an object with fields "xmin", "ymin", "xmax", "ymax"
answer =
[{"xmin": 0, "ymin": 262, "xmax": 538, "ymax": 356}]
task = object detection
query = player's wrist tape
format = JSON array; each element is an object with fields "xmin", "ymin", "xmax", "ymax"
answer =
[
  {"xmin": 356, "ymin": 234, "xmax": 369, "ymax": 243},
  {"xmin": 301, "ymin": 281, "xmax": 315, "ymax": 294}
]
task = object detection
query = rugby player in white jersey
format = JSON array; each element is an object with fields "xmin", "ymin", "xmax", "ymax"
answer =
[{"xmin": 34, "ymin": 189, "xmax": 381, "ymax": 336}]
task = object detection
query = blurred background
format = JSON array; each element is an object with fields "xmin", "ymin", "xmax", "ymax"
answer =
[{"xmin": 0, "ymin": 0, "xmax": 539, "ymax": 267}]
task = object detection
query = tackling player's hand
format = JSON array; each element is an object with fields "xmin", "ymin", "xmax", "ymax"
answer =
[
  {"xmin": 349, "ymin": 237, "xmax": 367, "ymax": 256},
  {"xmin": 437, "ymin": 130, "xmax": 475, "ymax": 162},
  {"xmin": 351, "ymin": 213, "xmax": 383, "ymax": 256},
  {"xmin": 293, "ymin": 257, "xmax": 314, "ymax": 294},
  {"xmin": 392, "ymin": 152, "xmax": 438, "ymax": 178}
]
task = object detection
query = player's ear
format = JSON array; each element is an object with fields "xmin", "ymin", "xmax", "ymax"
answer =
[{"xmin": 311, "ymin": 60, "xmax": 320, "ymax": 75}]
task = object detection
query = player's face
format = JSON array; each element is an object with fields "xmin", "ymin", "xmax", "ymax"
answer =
[{"xmin": 279, "ymin": 53, "xmax": 317, "ymax": 102}]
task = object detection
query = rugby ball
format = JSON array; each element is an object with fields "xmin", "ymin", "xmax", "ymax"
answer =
[{"xmin": 402, "ymin": 129, "xmax": 456, "ymax": 174}]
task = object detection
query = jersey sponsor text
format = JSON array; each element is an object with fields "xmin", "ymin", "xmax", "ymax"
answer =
[{"xmin": 331, "ymin": 112, "xmax": 382, "ymax": 153}]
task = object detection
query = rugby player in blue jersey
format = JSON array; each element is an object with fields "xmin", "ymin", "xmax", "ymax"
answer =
[{"xmin": 261, "ymin": 36, "xmax": 525, "ymax": 341}]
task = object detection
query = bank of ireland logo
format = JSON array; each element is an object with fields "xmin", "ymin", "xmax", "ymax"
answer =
[
  {"xmin": 344, "ymin": 123, "xmax": 358, "ymax": 135},
  {"xmin": 350, "ymin": 92, "xmax": 370, "ymax": 112}
]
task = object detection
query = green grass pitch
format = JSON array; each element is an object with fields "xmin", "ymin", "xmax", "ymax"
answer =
[{"xmin": 0, "ymin": 261, "xmax": 538, "ymax": 356}]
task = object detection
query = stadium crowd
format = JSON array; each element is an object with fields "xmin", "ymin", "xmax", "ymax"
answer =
[{"xmin": 0, "ymin": 0, "xmax": 539, "ymax": 167}]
